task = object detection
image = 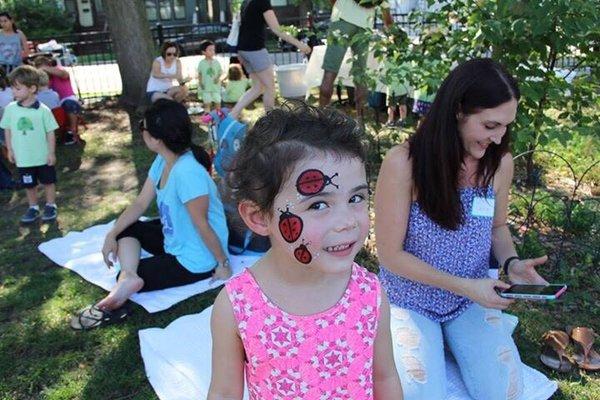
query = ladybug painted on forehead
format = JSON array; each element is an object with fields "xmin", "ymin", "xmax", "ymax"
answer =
[
  {"xmin": 295, "ymin": 169, "xmax": 339, "ymax": 196},
  {"xmin": 294, "ymin": 242, "xmax": 312, "ymax": 264},
  {"xmin": 278, "ymin": 207, "xmax": 303, "ymax": 243}
]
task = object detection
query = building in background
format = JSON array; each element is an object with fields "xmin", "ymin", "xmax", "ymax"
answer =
[{"xmin": 61, "ymin": 0, "xmax": 301, "ymax": 32}]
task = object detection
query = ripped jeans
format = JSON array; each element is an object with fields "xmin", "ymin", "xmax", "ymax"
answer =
[{"xmin": 391, "ymin": 304, "xmax": 524, "ymax": 400}]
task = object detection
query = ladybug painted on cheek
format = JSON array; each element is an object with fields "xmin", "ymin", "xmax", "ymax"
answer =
[
  {"xmin": 294, "ymin": 242, "xmax": 312, "ymax": 264},
  {"xmin": 278, "ymin": 207, "xmax": 303, "ymax": 243},
  {"xmin": 295, "ymin": 169, "xmax": 339, "ymax": 196}
]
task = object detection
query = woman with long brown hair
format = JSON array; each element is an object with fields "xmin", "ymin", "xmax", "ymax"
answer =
[{"xmin": 375, "ymin": 58, "xmax": 553, "ymax": 399}]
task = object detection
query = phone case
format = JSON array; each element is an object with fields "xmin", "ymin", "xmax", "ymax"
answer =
[{"xmin": 499, "ymin": 285, "xmax": 567, "ymax": 300}]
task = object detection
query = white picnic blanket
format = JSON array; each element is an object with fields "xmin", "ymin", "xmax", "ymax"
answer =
[
  {"xmin": 139, "ymin": 306, "xmax": 558, "ymax": 400},
  {"xmin": 37, "ymin": 221, "xmax": 261, "ymax": 313}
]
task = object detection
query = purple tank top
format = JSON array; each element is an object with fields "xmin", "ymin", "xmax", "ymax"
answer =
[{"xmin": 379, "ymin": 186, "xmax": 494, "ymax": 322}]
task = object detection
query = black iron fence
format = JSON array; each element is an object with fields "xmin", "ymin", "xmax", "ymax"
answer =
[{"xmin": 28, "ymin": 15, "xmax": 328, "ymax": 103}]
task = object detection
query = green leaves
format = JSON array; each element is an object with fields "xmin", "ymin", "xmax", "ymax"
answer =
[{"xmin": 366, "ymin": 0, "xmax": 599, "ymax": 155}]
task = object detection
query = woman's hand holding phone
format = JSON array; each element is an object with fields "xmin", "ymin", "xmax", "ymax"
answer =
[{"xmin": 463, "ymin": 278, "xmax": 514, "ymax": 310}]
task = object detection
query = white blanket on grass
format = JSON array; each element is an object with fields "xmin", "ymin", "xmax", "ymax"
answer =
[
  {"xmin": 139, "ymin": 306, "xmax": 558, "ymax": 400},
  {"xmin": 37, "ymin": 221, "xmax": 260, "ymax": 313}
]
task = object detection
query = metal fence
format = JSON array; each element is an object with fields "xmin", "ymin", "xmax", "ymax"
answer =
[
  {"xmin": 28, "ymin": 12, "xmax": 582, "ymax": 103},
  {"xmin": 28, "ymin": 14, "xmax": 330, "ymax": 103}
]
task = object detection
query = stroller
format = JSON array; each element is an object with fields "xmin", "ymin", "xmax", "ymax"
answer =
[{"xmin": 33, "ymin": 40, "xmax": 77, "ymax": 66}]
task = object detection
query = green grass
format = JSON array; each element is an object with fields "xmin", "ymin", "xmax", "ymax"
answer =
[{"xmin": 0, "ymin": 97, "xmax": 598, "ymax": 399}]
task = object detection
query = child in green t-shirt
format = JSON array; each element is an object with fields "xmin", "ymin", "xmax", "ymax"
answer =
[
  {"xmin": 0, "ymin": 65, "xmax": 59, "ymax": 223},
  {"xmin": 197, "ymin": 40, "xmax": 223, "ymax": 113},
  {"xmin": 222, "ymin": 63, "xmax": 249, "ymax": 104}
]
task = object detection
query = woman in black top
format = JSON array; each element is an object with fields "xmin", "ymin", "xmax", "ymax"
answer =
[{"xmin": 229, "ymin": 0, "xmax": 311, "ymax": 120}]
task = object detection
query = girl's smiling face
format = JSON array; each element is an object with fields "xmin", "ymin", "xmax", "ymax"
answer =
[{"xmin": 267, "ymin": 152, "xmax": 369, "ymax": 273}]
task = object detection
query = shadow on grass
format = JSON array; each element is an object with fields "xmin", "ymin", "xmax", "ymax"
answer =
[{"xmin": 79, "ymin": 287, "xmax": 221, "ymax": 400}]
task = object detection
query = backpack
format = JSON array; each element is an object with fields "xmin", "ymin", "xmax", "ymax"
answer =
[
  {"xmin": 209, "ymin": 110, "xmax": 247, "ymax": 178},
  {"xmin": 368, "ymin": 91, "xmax": 387, "ymax": 112},
  {"xmin": 218, "ymin": 180, "xmax": 271, "ymax": 256}
]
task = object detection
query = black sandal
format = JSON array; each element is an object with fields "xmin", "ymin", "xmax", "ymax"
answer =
[{"xmin": 70, "ymin": 303, "xmax": 130, "ymax": 331}]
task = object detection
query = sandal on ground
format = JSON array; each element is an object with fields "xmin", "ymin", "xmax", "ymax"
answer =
[
  {"xmin": 70, "ymin": 303, "xmax": 130, "ymax": 331},
  {"xmin": 540, "ymin": 330, "xmax": 574, "ymax": 372},
  {"xmin": 567, "ymin": 326, "xmax": 600, "ymax": 371}
]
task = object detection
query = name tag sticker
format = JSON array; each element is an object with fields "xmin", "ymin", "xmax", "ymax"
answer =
[{"xmin": 471, "ymin": 196, "xmax": 495, "ymax": 217}]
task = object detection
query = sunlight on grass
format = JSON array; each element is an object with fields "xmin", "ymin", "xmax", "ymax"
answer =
[{"xmin": 0, "ymin": 101, "xmax": 597, "ymax": 399}]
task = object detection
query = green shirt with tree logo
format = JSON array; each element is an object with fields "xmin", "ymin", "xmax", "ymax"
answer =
[{"xmin": 0, "ymin": 101, "xmax": 58, "ymax": 167}]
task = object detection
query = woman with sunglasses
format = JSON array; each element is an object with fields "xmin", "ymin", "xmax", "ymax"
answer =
[
  {"xmin": 71, "ymin": 100, "xmax": 230, "ymax": 330},
  {"xmin": 146, "ymin": 41, "xmax": 189, "ymax": 103}
]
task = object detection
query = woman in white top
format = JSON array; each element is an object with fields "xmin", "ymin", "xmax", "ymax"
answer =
[{"xmin": 146, "ymin": 41, "xmax": 189, "ymax": 103}]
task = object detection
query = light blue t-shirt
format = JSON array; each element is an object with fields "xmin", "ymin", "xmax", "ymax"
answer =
[{"xmin": 148, "ymin": 151, "xmax": 229, "ymax": 273}]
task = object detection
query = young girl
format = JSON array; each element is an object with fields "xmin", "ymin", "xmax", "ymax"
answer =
[
  {"xmin": 33, "ymin": 56, "xmax": 82, "ymax": 144},
  {"xmin": 208, "ymin": 102, "xmax": 402, "ymax": 399},
  {"xmin": 375, "ymin": 58, "xmax": 552, "ymax": 399},
  {"xmin": 222, "ymin": 63, "xmax": 249, "ymax": 104}
]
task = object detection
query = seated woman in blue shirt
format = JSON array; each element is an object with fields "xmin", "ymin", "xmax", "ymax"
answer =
[{"xmin": 74, "ymin": 99, "xmax": 230, "ymax": 328}]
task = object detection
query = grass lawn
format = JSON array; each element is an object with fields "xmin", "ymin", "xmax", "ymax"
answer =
[{"xmin": 0, "ymin": 98, "xmax": 598, "ymax": 399}]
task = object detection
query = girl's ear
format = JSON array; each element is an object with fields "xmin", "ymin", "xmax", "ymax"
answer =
[{"xmin": 238, "ymin": 200, "xmax": 270, "ymax": 236}]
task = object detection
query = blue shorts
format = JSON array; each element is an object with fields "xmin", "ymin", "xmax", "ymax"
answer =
[{"xmin": 62, "ymin": 99, "xmax": 82, "ymax": 114}]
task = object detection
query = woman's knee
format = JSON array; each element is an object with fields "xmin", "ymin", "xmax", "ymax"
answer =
[
  {"xmin": 391, "ymin": 308, "xmax": 446, "ymax": 398},
  {"xmin": 250, "ymin": 82, "xmax": 265, "ymax": 95},
  {"xmin": 396, "ymin": 349, "xmax": 445, "ymax": 399},
  {"xmin": 446, "ymin": 307, "xmax": 524, "ymax": 400},
  {"xmin": 256, "ymin": 68, "xmax": 275, "ymax": 89},
  {"xmin": 463, "ymin": 347, "xmax": 523, "ymax": 400}
]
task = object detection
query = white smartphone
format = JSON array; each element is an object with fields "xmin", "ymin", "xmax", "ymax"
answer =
[{"xmin": 498, "ymin": 284, "xmax": 567, "ymax": 300}]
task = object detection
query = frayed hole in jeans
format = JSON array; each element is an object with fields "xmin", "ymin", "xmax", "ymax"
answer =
[
  {"xmin": 484, "ymin": 310, "xmax": 502, "ymax": 326},
  {"xmin": 391, "ymin": 308, "xmax": 410, "ymax": 321},
  {"xmin": 395, "ymin": 326, "xmax": 420, "ymax": 350},
  {"xmin": 402, "ymin": 355, "xmax": 427, "ymax": 384},
  {"xmin": 498, "ymin": 346, "xmax": 520, "ymax": 400}
]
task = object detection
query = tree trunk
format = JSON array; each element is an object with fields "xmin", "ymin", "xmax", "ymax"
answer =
[{"xmin": 103, "ymin": 0, "xmax": 155, "ymax": 109}]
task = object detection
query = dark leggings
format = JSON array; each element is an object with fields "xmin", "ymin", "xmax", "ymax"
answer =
[{"xmin": 116, "ymin": 220, "xmax": 215, "ymax": 292}]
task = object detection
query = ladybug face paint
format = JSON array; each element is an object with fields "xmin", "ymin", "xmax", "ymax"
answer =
[
  {"xmin": 294, "ymin": 241, "xmax": 312, "ymax": 264},
  {"xmin": 295, "ymin": 169, "xmax": 339, "ymax": 196},
  {"xmin": 278, "ymin": 207, "xmax": 303, "ymax": 243}
]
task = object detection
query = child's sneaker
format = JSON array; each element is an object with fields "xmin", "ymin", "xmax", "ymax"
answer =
[
  {"xmin": 21, "ymin": 207, "xmax": 40, "ymax": 223},
  {"xmin": 42, "ymin": 204, "xmax": 58, "ymax": 221},
  {"xmin": 64, "ymin": 131, "xmax": 76, "ymax": 145}
]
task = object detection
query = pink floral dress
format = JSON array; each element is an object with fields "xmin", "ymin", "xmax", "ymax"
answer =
[{"xmin": 225, "ymin": 263, "xmax": 381, "ymax": 400}]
